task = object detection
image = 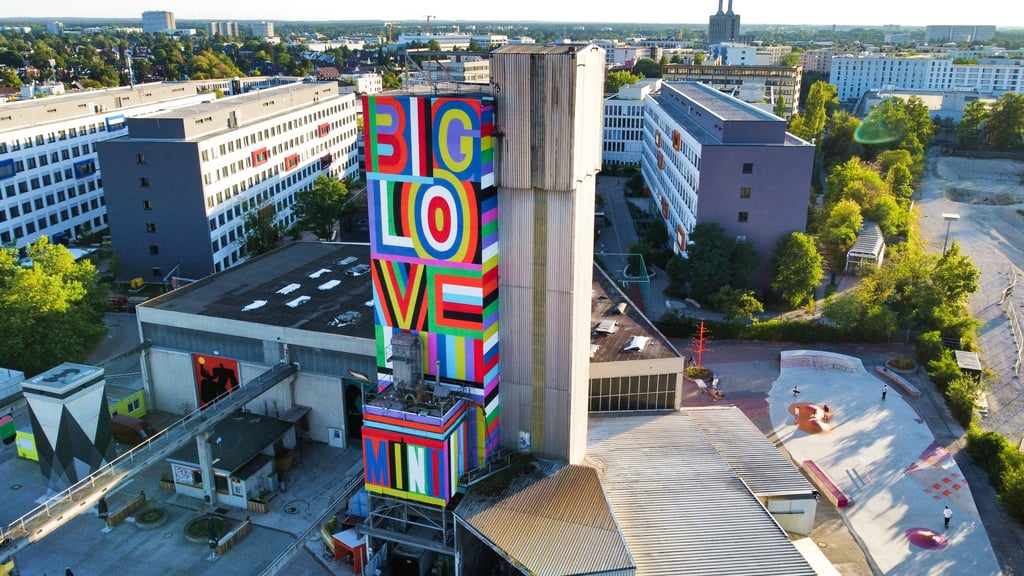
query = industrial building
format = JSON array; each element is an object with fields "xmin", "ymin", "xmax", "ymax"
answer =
[
  {"xmin": 0, "ymin": 82, "xmax": 215, "ymax": 250},
  {"xmin": 708, "ymin": 0, "xmax": 742, "ymax": 44},
  {"xmin": 641, "ymin": 82, "xmax": 814, "ymax": 285},
  {"xmin": 97, "ymin": 81, "xmax": 360, "ymax": 282},
  {"xmin": 662, "ymin": 63, "xmax": 803, "ymax": 117}
]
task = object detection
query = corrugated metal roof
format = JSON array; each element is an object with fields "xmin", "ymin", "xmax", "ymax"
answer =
[
  {"xmin": 456, "ymin": 460, "xmax": 634, "ymax": 576},
  {"xmin": 588, "ymin": 412, "xmax": 817, "ymax": 576},
  {"xmin": 493, "ymin": 44, "xmax": 589, "ymax": 55},
  {"xmin": 685, "ymin": 406, "xmax": 817, "ymax": 498}
]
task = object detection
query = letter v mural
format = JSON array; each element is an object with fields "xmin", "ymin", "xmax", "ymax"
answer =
[{"xmin": 361, "ymin": 94, "xmax": 499, "ymax": 506}]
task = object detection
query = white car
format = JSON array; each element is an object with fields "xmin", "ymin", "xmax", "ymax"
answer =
[{"xmin": 346, "ymin": 264, "xmax": 371, "ymax": 277}]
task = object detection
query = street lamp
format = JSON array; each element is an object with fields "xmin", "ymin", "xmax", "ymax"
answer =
[{"xmin": 942, "ymin": 213, "xmax": 960, "ymax": 255}]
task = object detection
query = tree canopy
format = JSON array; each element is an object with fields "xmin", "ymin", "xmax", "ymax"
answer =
[
  {"xmin": 665, "ymin": 222, "xmax": 759, "ymax": 301},
  {"xmin": 788, "ymin": 81, "xmax": 837, "ymax": 143},
  {"xmin": 771, "ymin": 232, "xmax": 823, "ymax": 308},
  {"xmin": 0, "ymin": 237, "xmax": 108, "ymax": 376},
  {"xmin": 238, "ymin": 207, "xmax": 281, "ymax": 259},
  {"xmin": 291, "ymin": 175, "xmax": 350, "ymax": 240},
  {"xmin": 605, "ymin": 70, "xmax": 640, "ymax": 94},
  {"xmin": 631, "ymin": 58, "xmax": 662, "ymax": 78}
]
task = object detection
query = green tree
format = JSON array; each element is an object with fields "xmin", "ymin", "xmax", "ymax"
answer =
[
  {"xmin": 668, "ymin": 223, "xmax": 732, "ymax": 300},
  {"xmin": 824, "ymin": 157, "xmax": 887, "ymax": 210},
  {"xmin": 632, "ymin": 57, "xmax": 662, "ymax": 78},
  {"xmin": 780, "ymin": 52, "xmax": 800, "ymax": 67},
  {"xmin": 788, "ymin": 81, "xmax": 837, "ymax": 143},
  {"xmin": 904, "ymin": 96, "xmax": 936, "ymax": 147},
  {"xmin": 0, "ymin": 68, "xmax": 21, "ymax": 87},
  {"xmin": 865, "ymin": 195, "xmax": 907, "ymax": 237},
  {"xmin": 605, "ymin": 70, "xmax": 640, "ymax": 94},
  {"xmin": 986, "ymin": 92, "xmax": 1024, "ymax": 150},
  {"xmin": 877, "ymin": 149, "xmax": 913, "ymax": 175},
  {"xmin": 0, "ymin": 237, "xmax": 108, "ymax": 376},
  {"xmin": 692, "ymin": 51, "xmax": 705, "ymax": 65},
  {"xmin": 382, "ymin": 71, "xmax": 402, "ymax": 89},
  {"xmin": 773, "ymin": 94, "xmax": 787, "ymax": 118},
  {"xmin": 822, "ymin": 276, "xmax": 898, "ymax": 340},
  {"xmin": 238, "ymin": 207, "xmax": 280, "ymax": 258},
  {"xmin": 820, "ymin": 111, "xmax": 863, "ymax": 168},
  {"xmin": 709, "ymin": 286, "xmax": 764, "ymax": 322},
  {"xmin": 771, "ymin": 231, "xmax": 823, "ymax": 308},
  {"xmin": 957, "ymin": 100, "xmax": 989, "ymax": 150},
  {"xmin": 886, "ymin": 162, "xmax": 915, "ymax": 204},
  {"xmin": 292, "ymin": 175, "xmax": 349, "ymax": 240},
  {"xmin": 932, "ymin": 240, "xmax": 979, "ymax": 305},
  {"xmin": 820, "ymin": 199, "xmax": 863, "ymax": 275},
  {"xmin": 729, "ymin": 239, "xmax": 759, "ymax": 289}
]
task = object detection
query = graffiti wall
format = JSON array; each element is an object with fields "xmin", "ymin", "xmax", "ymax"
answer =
[{"xmin": 361, "ymin": 94, "xmax": 498, "ymax": 505}]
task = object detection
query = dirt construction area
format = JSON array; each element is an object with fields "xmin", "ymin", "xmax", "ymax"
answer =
[{"xmin": 918, "ymin": 153, "xmax": 1024, "ymax": 445}]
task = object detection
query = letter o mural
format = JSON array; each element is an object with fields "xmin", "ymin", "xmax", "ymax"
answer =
[{"xmin": 402, "ymin": 170, "xmax": 479, "ymax": 263}]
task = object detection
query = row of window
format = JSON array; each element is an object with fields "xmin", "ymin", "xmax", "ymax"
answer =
[
  {"xmin": 0, "ymin": 214, "xmax": 104, "ymax": 246},
  {"xmin": 0, "ymin": 121, "xmax": 108, "ymax": 155},
  {"xmin": 1, "ymin": 180, "xmax": 100, "ymax": 220},
  {"xmin": 200, "ymin": 103, "xmax": 356, "ymax": 164}
]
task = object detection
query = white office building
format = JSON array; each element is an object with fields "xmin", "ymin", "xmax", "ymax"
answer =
[
  {"xmin": 603, "ymin": 80, "xmax": 661, "ymax": 166},
  {"xmin": 0, "ymin": 83, "xmax": 213, "ymax": 249},
  {"xmin": 97, "ymin": 82, "xmax": 360, "ymax": 281}
]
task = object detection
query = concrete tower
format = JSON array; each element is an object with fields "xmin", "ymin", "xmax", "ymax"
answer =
[
  {"xmin": 491, "ymin": 44, "xmax": 606, "ymax": 464},
  {"xmin": 709, "ymin": 0, "xmax": 742, "ymax": 44}
]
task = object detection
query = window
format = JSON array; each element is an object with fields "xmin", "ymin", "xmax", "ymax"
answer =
[
  {"xmin": 139, "ymin": 177, "xmax": 150, "ymax": 187},
  {"xmin": 136, "ymin": 153, "xmax": 146, "ymax": 164},
  {"xmin": 145, "ymin": 222, "xmax": 156, "ymax": 233},
  {"xmin": 740, "ymin": 187, "xmax": 751, "ymax": 198},
  {"xmin": 738, "ymin": 211, "xmax": 749, "ymax": 223},
  {"xmin": 143, "ymin": 200, "xmax": 153, "ymax": 210},
  {"xmin": 149, "ymin": 245, "xmax": 159, "ymax": 255},
  {"xmin": 742, "ymin": 163, "xmax": 753, "ymax": 174},
  {"xmin": 152, "ymin": 267, "xmax": 162, "ymax": 278}
]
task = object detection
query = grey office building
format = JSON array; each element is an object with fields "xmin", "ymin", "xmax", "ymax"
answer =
[
  {"xmin": 643, "ymin": 82, "xmax": 814, "ymax": 286},
  {"xmin": 97, "ymin": 81, "xmax": 360, "ymax": 284}
]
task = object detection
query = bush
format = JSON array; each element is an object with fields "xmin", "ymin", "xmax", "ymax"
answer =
[
  {"xmin": 888, "ymin": 354, "xmax": 916, "ymax": 370},
  {"xmin": 916, "ymin": 331, "xmax": 944, "ymax": 364},
  {"xmin": 926, "ymin": 349, "xmax": 962, "ymax": 390},
  {"xmin": 1001, "ymin": 466, "xmax": 1024, "ymax": 523},
  {"xmin": 944, "ymin": 376, "xmax": 982, "ymax": 427},
  {"xmin": 966, "ymin": 425, "xmax": 1024, "ymax": 490},
  {"xmin": 685, "ymin": 366, "xmax": 713, "ymax": 381}
]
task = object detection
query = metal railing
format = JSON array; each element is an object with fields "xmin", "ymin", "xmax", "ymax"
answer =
[
  {"xmin": 0, "ymin": 362, "xmax": 298, "ymax": 563},
  {"xmin": 259, "ymin": 471, "xmax": 365, "ymax": 576}
]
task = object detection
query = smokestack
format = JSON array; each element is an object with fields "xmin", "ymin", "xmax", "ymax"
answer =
[
  {"xmin": 717, "ymin": 0, "xmax": 724, "ymax": 12},
  {"xmin": 727, "ymin": 0, "xmax": 733, "ymax": 12}
]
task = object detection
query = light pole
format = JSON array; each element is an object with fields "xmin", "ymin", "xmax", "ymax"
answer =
[{"xmin": 942, "ymin": 213, "xmax": 960, "ymax": 255}]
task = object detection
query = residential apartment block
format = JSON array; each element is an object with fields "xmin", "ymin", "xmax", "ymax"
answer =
[
  {"xmin": 925, "ymin": 25, "xmax": 996, "ymax": 43},
  {"xmin": 662, "ymin": 63, "xmax": 802, "ymax": 117},
  {"xmin": 141, "ymin": 11, "xmax": 174, "ymax": 34},
  {"xmin": 0, "ymin": 83, "xmax": 212, "ymax": 250},
  {"xmin": 642, "ymin": 82, "xmax": 813, "ymax": 285},
  {"xmin": 97, "ymin": 81, "xmax": 360, "ymax": 282},
  {"xmin": 208, "ymin": 21, "xmax": 239, "ymax": 37},
  {"xmin": 829, "ymin": 55, "xmax": 1024, "ymax": 102}
]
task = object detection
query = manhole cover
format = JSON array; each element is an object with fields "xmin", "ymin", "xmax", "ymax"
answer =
[
  {"xmin": 163, "ymin": 532, "xmax": 173, "ymax": 539},
  {"xmin": 11, "ymin": 484, "xmax": 21, "ymax": 490},
  {"xmin": 284, "ymin": 500, "xmax": 309, "ymax": 514}
]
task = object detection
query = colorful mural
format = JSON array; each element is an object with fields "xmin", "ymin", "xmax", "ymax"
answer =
[
  {"xmin": 361, "ymin": 94, "xmax": 499, "ymax": 505},
  {"xmin": 192, "ymin": 353, "xmax": 240, "ymax": 409}
]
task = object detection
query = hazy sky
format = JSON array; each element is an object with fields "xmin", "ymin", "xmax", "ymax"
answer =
[{"xmin": 10, "ymin": 0, "xmax": 1024, "ymax": 29}]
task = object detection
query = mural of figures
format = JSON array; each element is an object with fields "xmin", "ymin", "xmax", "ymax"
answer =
[
  {"xmin": 192, "ymin": 354, "xmax": 240, "ymax": 409},
  {"xmin": 361, "ymin": 94, "xmax": 499, "ymax": 506}
]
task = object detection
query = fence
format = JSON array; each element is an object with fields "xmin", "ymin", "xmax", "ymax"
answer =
[
  {"xmin": 106, "ymin": 492, "xmax": 147, "ymax": 528},
  {"xmin": 215, "ymin": 517, "xmax": 253, "ymax": 555}
]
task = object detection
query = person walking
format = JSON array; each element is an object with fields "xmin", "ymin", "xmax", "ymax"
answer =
[
  {"xmin": 65, "ymin": 568, "xmax": 74, "ymax": 576},
  {"xmin": 792, "ymin": 385, "xmax": 800, "ymax": 396},
  {"xmin": 944, "ymin": 505, "xmax": 952, "ymax": 529},
  {"xmin": 882, "ymin": 384, "xmax": 888, "ymax": 400}
]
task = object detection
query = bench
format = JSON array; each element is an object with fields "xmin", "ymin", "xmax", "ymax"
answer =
[
  {"xmin": 874, "ymin": 366, "xmax": 921, "ymax": 397},
  {"xmin": 802, "ymin": 460, "xmax": 851, "ymax": 508}
]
